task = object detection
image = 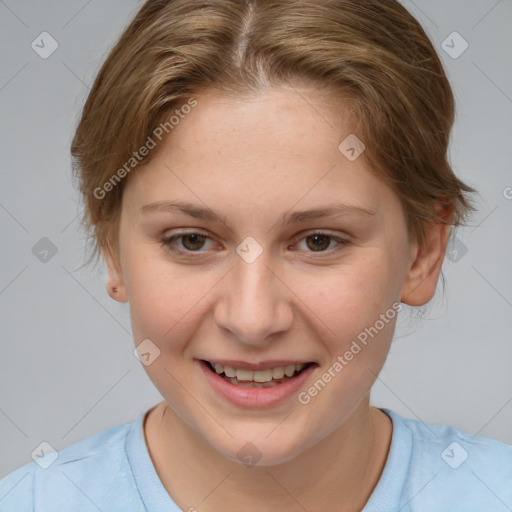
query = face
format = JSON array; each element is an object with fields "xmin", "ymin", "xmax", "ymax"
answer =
[{"xmin": 106, "ymin": 85, "xmax": 429, "ymax": 465}]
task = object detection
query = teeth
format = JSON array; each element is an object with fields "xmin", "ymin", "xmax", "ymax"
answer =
[
  {"xmin": 284, "ymin": 365, "xmax": 296, "ymax": 377},
  {"xmin": 224, "ymin": 366, "xmax": 236, "ymax": 378},
  {"xmin": 272, "ymin": 367, "xmax": 285, "ymax": 379},
  {"xmin": 253, "ymin": 369, "xmax": 273, "ymax": 383},
  {"xmin": 236, "ymin": 368, "xmax": 253, "ymax": 381},
  {"xmin": 209, "ymin": 362, "xmax": 308, "ymax": 383}
]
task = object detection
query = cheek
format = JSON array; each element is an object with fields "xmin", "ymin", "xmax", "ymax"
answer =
[
  {"xmin": 124, "ymin": 255, "xmax": 220, "ymax": 411},
  {"xmin": 123, "ymin": 248, "xmax": 219, "ymax": 346},
  {"xmin": 298, "ymin": 254, "xmax": 400, "ymax": 340},
  {"xmin": 292, "ymin": 260, "xmax": 400, "ymax": 425}
]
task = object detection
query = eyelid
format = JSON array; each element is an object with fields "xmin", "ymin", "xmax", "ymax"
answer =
[{"xmin": 292, "ymin": 228, "xmax": 350, "ymax": 242}]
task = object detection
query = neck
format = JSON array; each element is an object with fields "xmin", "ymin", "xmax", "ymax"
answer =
[{"xmin": 144, "ymin": 398, "xmax": 392, "ymax": 512}]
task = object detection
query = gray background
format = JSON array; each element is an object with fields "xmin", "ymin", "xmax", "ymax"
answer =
[{"xmin": 0, "ymin": 0, "xmax": 511, "ymax": 479}]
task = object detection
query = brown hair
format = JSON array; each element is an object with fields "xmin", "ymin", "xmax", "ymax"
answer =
[{"xmin": 71, "ymin": 0, "xmax": 477, "ymax": 270}]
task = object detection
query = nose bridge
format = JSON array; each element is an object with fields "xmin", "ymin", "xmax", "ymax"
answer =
[{"xmin": 214, "ymin": 250, "xmax": 292, "ymax": 344}]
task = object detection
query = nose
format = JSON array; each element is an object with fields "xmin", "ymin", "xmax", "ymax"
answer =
[{"xmin": 213, "ymin": 253, "xmax": 294, "ymax": 346}]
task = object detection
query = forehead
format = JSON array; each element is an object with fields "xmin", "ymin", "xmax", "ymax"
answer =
[
  {"xmin": 122, "ymin": 86, "xmax": 397, "ymax": 219},
  {"xmin": 167, "ymin": 86, "xmax": 352, "ymax": 163}
]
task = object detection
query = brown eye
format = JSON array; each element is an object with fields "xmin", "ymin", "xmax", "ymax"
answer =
[
  {"xmin": 305, "ymin": 234, "xmax": 332, "ymax": 252},
  {"xmin": 161, "ymin": 231, "xmax": 214, "ymax": 254},
  {"xmin": 181, "ymin": 234, "xmax": 207, "ymax": 251},
  {"xmin": 293, "ymin": 231, "xmax": 349, "ymax": 255}
]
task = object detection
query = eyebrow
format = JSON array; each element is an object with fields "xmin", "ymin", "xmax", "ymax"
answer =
[{"xmin": 139, "ymin": 200, "xmax": 376, "ymax": 225}]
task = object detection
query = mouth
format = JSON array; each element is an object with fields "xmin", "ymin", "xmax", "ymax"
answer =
[{"xmin": 201, "ymin": 360, "xmax": 316, "ymax": 388}]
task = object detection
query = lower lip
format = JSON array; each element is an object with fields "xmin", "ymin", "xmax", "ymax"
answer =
[{"xmin": 196, "ymin": 360, "xmax": 317, "ymax": 408}]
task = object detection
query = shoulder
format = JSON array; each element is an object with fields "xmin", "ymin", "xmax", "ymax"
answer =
[
  {"xmin": 384, "ymin": 408, "xmax": 512, "ymax": 511},
  {"xmin": 0, "ymin": 419, "xmax": 143, "ymax": 512}
]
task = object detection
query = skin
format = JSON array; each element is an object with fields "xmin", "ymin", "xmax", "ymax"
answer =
[{"xmin": 104, "ymin": 85, "xmax": 451, "ymax": 511}]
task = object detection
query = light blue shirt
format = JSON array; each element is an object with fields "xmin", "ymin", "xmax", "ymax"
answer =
[{"xmin": 1, "ymin": 408, "xmax": 511, "ymax": 511}]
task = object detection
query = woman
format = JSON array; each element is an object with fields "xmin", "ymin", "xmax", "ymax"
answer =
[{"xmin": 1, "ymin": 1, "xmax": 510, "ymax": 510}]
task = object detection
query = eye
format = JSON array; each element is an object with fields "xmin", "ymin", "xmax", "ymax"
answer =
[
  {"xmin": 161, "ymin": 231, "xmax": 216, "ymax": 254},
  {"xmin": 294, "ymin": 232, "xmax": 349, "ymax": 253}
]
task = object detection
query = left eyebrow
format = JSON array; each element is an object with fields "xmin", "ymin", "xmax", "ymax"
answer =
[
  {"xmin": 281, "ymin": 204, "xmax": 376, "ymax": 225},
  {"xmin": 138, "ymin": 200, "xmax": 376, "ymax": 225}
]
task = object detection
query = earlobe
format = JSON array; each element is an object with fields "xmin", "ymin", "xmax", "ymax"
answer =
[
  {"xmin": 400, "ymin": 207, "xmax": 453, "ymax": 306},
  {"xmin": 104, "ymin": 246, "xmax": 128, "ymax": 303}
]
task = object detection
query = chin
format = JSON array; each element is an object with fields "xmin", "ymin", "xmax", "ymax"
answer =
[{"xmin": 206, "ymin": 427, "xmax": 314, "ymax": 468}]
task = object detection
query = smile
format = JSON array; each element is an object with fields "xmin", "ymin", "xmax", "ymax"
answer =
[
  {"xmin": 197, "ymin": 359, "xmax": 318, "ymax": 408},
  {"xmin": 204, "ymin": 360, "xmax": 310, "ymax": 388}
]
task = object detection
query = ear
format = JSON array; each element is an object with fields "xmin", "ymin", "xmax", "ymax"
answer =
[
  {"xmin": 104, "ymin": 244, "xmax": 128, "ymax": 303},
  {"xmin": 400, "ymin": 204, "xmax": 453, "ymax": 306}
]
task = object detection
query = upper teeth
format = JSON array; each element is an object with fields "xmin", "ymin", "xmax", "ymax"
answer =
[{"xmin": 212, "ymin": 362, "xmax": 307, "ymax": 382}]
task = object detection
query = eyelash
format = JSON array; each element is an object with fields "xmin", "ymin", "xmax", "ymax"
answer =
[{"xmin": 160, "ymin": 229, "xmax": 350, "ymax": 257}]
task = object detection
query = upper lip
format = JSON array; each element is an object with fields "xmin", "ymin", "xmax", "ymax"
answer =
[{"xmin": 200, "ymin": 359, "xmax": 316, "ymax": 371}]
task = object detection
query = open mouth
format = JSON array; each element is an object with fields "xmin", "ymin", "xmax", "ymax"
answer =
[{"xmin": 202, "ymin": 360, "xmax": 315, "ymax": 388}]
